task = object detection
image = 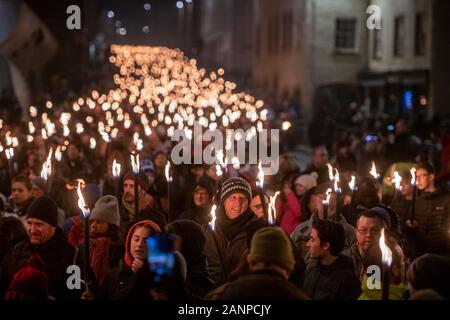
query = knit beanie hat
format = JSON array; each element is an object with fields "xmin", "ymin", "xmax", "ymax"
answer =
[
  {"xmin": 247, "ymin": 227, "xmax": 295, "ymax": 271},
  {"xmin": 295, "ymin": 172, "xmax": 318, "ymax": 191},
  {"xmin": 90, "ymin": 195, "xmax": 120, "ymax": 226},
  {"xmin": 27, "ymin": 196, "xmax": 58, "ymax": 227},
  {"xmin": 124, "ymin": 170, "xmax": 149, "ymax": 191},
  {"xmin": 219, "ymin": 177, "xmax": 252, "ymax": 206},
  {"xmin": 366, "ymin": 206, "xmax": 391, "ymax": 230},
  {"xmin": 4, "ymin": 255, "xmax": 48, "ymax": 300}
]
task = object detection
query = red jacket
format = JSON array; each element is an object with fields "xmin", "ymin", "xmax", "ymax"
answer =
[{"xmin": 278, "ymin": 193, "xmax": 302, "ymax": 235}]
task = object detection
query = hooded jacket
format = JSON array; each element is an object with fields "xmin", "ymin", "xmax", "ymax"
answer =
[
  {"xmin": 99, "ymin": 220, "xmax": 160, "ymax": 299},
  {"xmin": 179, "ymin": 179, "xmax": 216, "ymax": 227},
  {"xmin": 302, "ymin": 255, "xmax": 362, "ymax": 300}
]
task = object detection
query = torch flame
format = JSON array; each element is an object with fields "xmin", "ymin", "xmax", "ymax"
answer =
[
  {"xmin": 268, "ymin": 191, "xmax": 280, "ymax": 225},
  {"xmin": 349, "ymin": 175, "xmax": 356, "ymax": 191},
  {"xmin": 256, "ymin": 161, "xmax": 264, "ymax": 189},
  {"xmin": 131, "ymin": 153, "xmax": 140, "ymax": 174},
  {"xmin": 40, "ymin": 148, "xmax": 53, "ymax": 181},
  {"xmin": 327, "ymin": 163, "xmax": 334, "ymax": 181},
  {"xmin": 231, "ymin": 156, "xmax": 240, "ymax": 170},
  {"xmin": 216, "ymin": 164, "xmax": 223, "ymax": 177},
  {"xmin": 55, "ymin": 146, "xmax": 62, "ymax": 162},
  {"xmin": 209, "ymin": 204, "xmax": 217, "ymax": 230},
  {"xmin": 333, "ymin": 169, "xmax": 341, "ymax": 192},
  {"xmin": 410, "ymin": 167, "xmax": 416, "ymax": 186},
  {"xmin": 165, "ymin": 161, "xmax": 172, "ymax": 182},
  {"xmin": 5, "ymin": 147, "xmax": 14, "ymax": 159},
  {"xmin": 112, "ymin": 159, "xmax": 121, "ymax": 178},
  {"xmin": 393, "ymin": 171, "xmax": 402, "ymax": 191},
  {"xmin": 379, "ymin": 228, "xmax": 392, "ymax": 267},
  {"xmin": 370, "ymin": 161, "xmax": 380, "ymax": 180},
  {"xmin": 323, "ymin": 188, "xmax": 332, "ymax": 204},
  {"xmin": 76, "ymin": 179, "xmax": 90, "ymax": 217}
]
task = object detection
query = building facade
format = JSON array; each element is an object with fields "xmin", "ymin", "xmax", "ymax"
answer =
[{"xmin": 361, "ymin": 0, "xmax": 433, "ymax": 118}]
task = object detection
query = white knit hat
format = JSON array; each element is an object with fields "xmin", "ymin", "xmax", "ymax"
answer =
[
  {"xmin": 294, "ymin": 172, "xmax": 318, "ymax": 191},
  {"xmin": 90, "ymin": 195, "xmax": 120, "ymax": 226}
]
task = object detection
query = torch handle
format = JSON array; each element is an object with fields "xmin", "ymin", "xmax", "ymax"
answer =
[
  {"xmin": 410, "ymin": 185, "xmax": 417, "ymax": 222},
  {"xmin": 83, "ymin": 215, "xmax": 90, "ymax": 284},
  {"xmin": 335, "ymin": 191, "xmax": 341, "ymax": 222},
  {"xmin": 134, "ymin": 174, "xmax": 139, "ymax": 221},
  {"xmin": 382, "ymin": 263, "xmax": 390, "ymax": 300},
  {"xmin": 167, "ymin": 181, "xmax": 172, "ymax": 222}
]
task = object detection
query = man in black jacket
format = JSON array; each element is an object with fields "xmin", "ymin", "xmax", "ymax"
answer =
[
  {"xmin": 203, "ymin": 177, "xmax": 261, "ymax": 286},
  {"xmin": 0, "ymin": 196, "xmax": 82, "ymax": 300},
  {"xmin": 120, "ymin": 171, "xmax": 167, "ymax": 235},
  {"xmin": 303, "ymin": 219, "xmax": 361, "ymax": 300},
  {"xmin": 405, "ymin": 162, "xmax": 450, "ymax": 258}
]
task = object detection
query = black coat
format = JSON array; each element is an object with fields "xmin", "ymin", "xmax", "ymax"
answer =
[
  {"xmin": 203, "ymin": 210, "xmax": 258, "ymax": 286},
  {"xmin": 0, "ymin": 228, "xmax": 82, "ymax": 300},
  {"xmin": 303, "ymin": 255, "xmax": 361, "ymax": 300},
  {"xmin": 407, "ymin": 188, "xmax": 450, "ymax": 256},
  {"xmin": 218, "ymin": 269, "xmax": 310, "ymax": 300},
  {"xmin": 98, "ymin": 261, "xmax": 142, "ymax": 300}
]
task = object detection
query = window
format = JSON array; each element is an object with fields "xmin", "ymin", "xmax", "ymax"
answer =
[
  {"xmin": 267, "ymin": 19, "xmax": 272, "ymax": 53},
  {"xmin": 394, "ymin": 16, "xmax": 405, "ymax": 57},
  {"xmin": 256, "ymin": 24, "xmax": 261, "ymax": 57},
  {"xmin": 415, "ymin": 13, "xmax": 426, "ymax": 56},
  {"xmin": 372, "ymin": 19, "xmax": 382, "ymax": 60},
  {"xmin": 335, "ymin": 18, "xmax": 357, "ymax": 52},
  {"xmin": 282, "ymin": 11, "xmax": 293, "ymax": 51},
  {"xmin": 273, "ymin": 14, "xmax": 279, "ymax": 53}
]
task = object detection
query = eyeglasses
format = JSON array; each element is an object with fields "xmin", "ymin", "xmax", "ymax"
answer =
[{"xmin": 356, "ymin": 228, "xmax": 381, "ymax": 236}]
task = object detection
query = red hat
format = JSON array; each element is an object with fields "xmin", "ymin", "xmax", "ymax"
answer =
[{"xmin": 4, "ymin": 255, "xmax": 49, "ymax": 300}]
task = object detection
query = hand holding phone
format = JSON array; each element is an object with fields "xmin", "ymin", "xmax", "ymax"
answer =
[{"xmin": 147, "ymin": 234, "xmax": 175, "ymax": 284}]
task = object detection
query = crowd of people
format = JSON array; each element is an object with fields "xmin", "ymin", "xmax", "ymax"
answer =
[{"xmin": 0, "ymin": 81, "xmax": 450, "ymax": 300}]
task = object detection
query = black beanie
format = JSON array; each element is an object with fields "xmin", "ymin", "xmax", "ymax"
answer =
[{"xmin": 27, "ymin": 196, "xmax": 58, "ymax": 227}]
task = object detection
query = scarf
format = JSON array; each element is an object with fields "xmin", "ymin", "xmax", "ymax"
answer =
[
  {"xmin": 122, "ymin": 193, "xmax": 151, "ymax": 217},
  {"xmin": 216, "ymin": 207, "xmax": 254, "ymax": 241},
  {"xmin": 89, "ymin": 236, "xmax": 113, "ymax": 286}
]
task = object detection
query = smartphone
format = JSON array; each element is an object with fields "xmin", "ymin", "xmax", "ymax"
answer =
[{"xmin": 147, "ymin": 234, "xmax": 175, "ymax": 283}]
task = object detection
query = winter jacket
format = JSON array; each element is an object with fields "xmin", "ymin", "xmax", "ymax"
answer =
[
  {"xmin": 203, "ymin": 210, "xmax": 257, "ymax": 286},
  {"xmin": 0, "ymin": 228, "xmax": 82, "ymax": 300},
  {"xmin": 279, "ymin": 193, "xmax": 302, "ymax": 235},
  {"xmin": 302, "ymin": 255, "xmax": 362, "ymax": 300},
  {"xmin": 217, "ymin": 269, "xmax": 310, "ymax": 300},
  {"xmin": 98, "ymin": 261, "xmax": 143, "ymax": 299},
  {"xmin": 358, "ymin": 274, "xmax": 406, "ymax": 300},
  {"xmin": 407, "ymin": 188, "xmax": 450, "ymax": 256},
  {"xmin": 290, "ymin": 214, "xmax": 355, "ymax": 260}
]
